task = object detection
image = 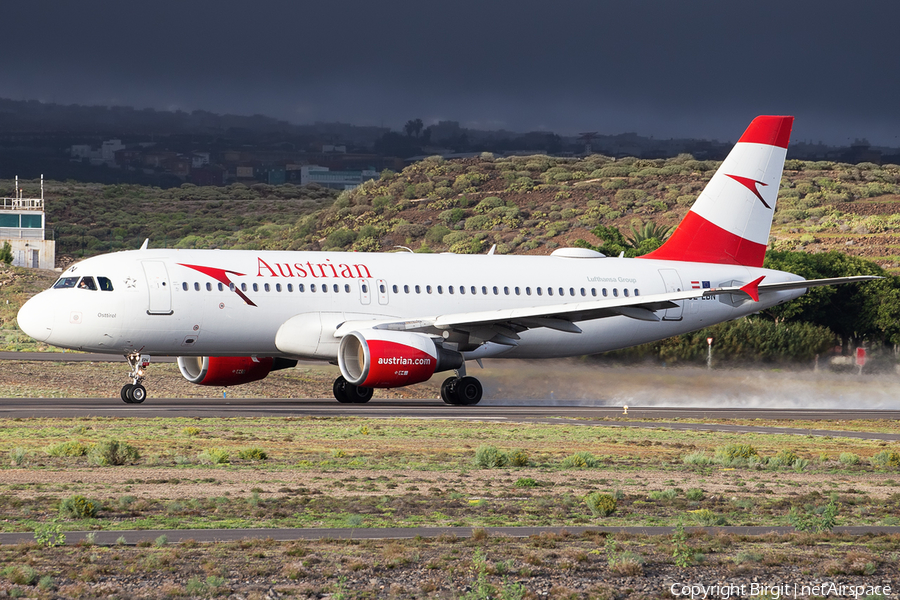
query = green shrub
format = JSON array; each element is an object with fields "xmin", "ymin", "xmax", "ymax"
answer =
[
  {"xmin": 871, "ymin": 450, "xmax": 900, "ymax": 468},
  {"xmin": 771, "ymin": 449, "xmax": 800, "ymax": 467},
  {"xmin": 9, "ymin": 447, "xmax": 26, "ymax": 465},
  {"xmin": 1, "ymin": 565, "xmax": 37, "ymax": 586},
  {"xmin": 682, "ymin": 451, "xmax": 713, "ymax": 466},
  {"xmin": 839, "ymin": 452, "xmax": 861, "ymax": 465},
  {"xmin": 514, "ymin": 477, "xmax": 538, "ymax": 488},
  {"xmin": 474, "ymin": 196, "xmax": 505, "ymax": 213},
  {"xmin": 584, "ymin": 492, "xmax": 617, "ymax": 517},
  {"xmin": 789, "ymin": 498, "xmax": 839, "ymax": 532},
  {"xmin": 715, "ymin": 444, "xmax": 758, "ymax": 462},
  {"xmin": 648, "ymin": 489, "xmax": 677, "ymax": 501},
  {"xmin": 690, "ymin": 509, "xmax": 725, "ymax": 526},
  {"xmin": 88, "ymin": 440, "xmax": 140, "ymax": 466},
  {"xmin": 425, "ymin": 225, "xmax": 451, "ymax": 245},
  {"xmin": 686, "ymin": 488, "xmax": 704, "ymax": 501},
  {"xmin": 561, "ymin": 451, "xmax": 599, "ymax": 468},
  {"xmin": 508, "ymin": 450, "xmax": 530, "ymax": 467},
  {"xmin": 199, "ymin": 448, "xmax": 230, "ymax": 465},
  {"xmin": 181, "ymin": 427, "xmax": 202, "ymax": 436},
  {"xmin": 47, "ymin": 441, "xmax": 90, "ymax": 457},
  {"xmin": 238, "ymin": 447, "xmax": 268, "ymax": 461},
  {"xmin": 59, "ymin": 495, "xmax": 99, "ymax": 519},
  {"xmin": 325, "ymin": 228, "xmax": 357, "ymax": 248},
  {"xmin": 474, "ymin": 445, "xmax": 508, "ymax": 468}
]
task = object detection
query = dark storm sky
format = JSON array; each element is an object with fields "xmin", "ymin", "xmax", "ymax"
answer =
[{"xmin": 3, "ymin": 0, "xmax": 899, "ymax": 146}]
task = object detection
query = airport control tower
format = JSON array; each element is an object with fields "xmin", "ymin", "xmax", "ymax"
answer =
[{"xmin": 0, "ymin": 176, "xmax": 55, "ymax": 269}]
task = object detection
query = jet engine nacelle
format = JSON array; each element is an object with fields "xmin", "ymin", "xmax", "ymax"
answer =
[
  {"xmin": 177, "ymin": 356, "xmax": 297, "ymax": 386},
  {"xmin": 338, "ymin": 330, "xmax": 463, "ymax": 388}
]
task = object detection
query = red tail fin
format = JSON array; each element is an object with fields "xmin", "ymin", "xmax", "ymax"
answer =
[{"xmin": 641, "ymin": 116, "xmax": 793, "ymax": 267}]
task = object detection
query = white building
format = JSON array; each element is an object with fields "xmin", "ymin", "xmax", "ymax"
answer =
[{"xmin": 1, "ymin": 177, "xmax": 56, "ymax": 269}]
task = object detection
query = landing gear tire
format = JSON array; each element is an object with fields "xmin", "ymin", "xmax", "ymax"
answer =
[
  {"xmin": 441, "ymin": 376, "xmax": 483, "ymax": 406},
  {"xmin": 333, "ymin": 376, "xmax": 374, "ymax": 404},
  {"xmin": 455, "ymin": 376, "xmax": 483, "ymax": 405},
  {"xmin": 121, "ymin": 384, "xmax": 134, "ymax": 403},
  {"xmin": 130, "ymin": 384, "xmax": 146, "ymax": 404},
  {"xmin": 440, "ymin": 377, "xmax": 459, "ymax": 405}
]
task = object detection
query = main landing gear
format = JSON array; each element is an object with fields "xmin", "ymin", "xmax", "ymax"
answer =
[
  {"xmin": 121, "ymin": 352, "xmax": 149, "ymax": 404},
  {"xmin": 333, "ymin": 376, "xmax": 374, "ymax": 404},
  {"xmin": 440, "ymin": 375, "xmax": 483, "ymax": 405}
]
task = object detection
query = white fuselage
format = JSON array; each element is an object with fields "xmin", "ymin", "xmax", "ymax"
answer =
[{"xmin": 19, "ymin": 248, "xmax": 805, "ymax": 361}]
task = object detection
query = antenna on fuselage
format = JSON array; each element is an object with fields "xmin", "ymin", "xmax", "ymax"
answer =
[
  {"xmin": 487, "ymin": 244, "xmax": 496, "ymax": 255},
  {"xmin": 139, "ymin": 239, "xmax": 149, "ymax": 250}
]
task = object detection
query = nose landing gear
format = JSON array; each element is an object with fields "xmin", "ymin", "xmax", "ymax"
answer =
[{"xmin": 121, "ymin": 352, "xmax": 149, "ymax": 404}]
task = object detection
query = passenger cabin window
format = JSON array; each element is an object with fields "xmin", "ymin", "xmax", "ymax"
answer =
[
  {"xmin": 276, "ymin": 283, "xmax": 282, "ymax": 292},
  {"xmin": 207, "ymin": 282, "xmax": 212, "ymax": 291},
  {"xmin": 195, "ymin": 282, "xmax": 201, "ymax": 291},
  {"xmin": 98, "ymin": 277, "xmax": 114, "ymax": 291},
  {"xmin": 471, "ymin": 286, "xmax": 477, "ymax": 295},
  {"xmin": 218, "ymin": 283, "xmax": 224, "ymax": 292},
  {"xmin": 78, "ymin": 277, "xmax": 97, "ymax": 290},
  {"xmin": 298, "ymin": 284, "xmax": 305, "ymax": 292},
  {"xmin": 287, "ymin": 284, "xmax": 293, "ymax": 292},
  {"xmin": 392, "ymin": 284, "xmax": 398, "ymax": 293},
  {"xmin": 54, "ymin": 277, "xmax": 79, "ymax": 289},
  {"xmin": 415, "ymin": 285, "xmax": 421, "ymax": 294},
  {"xmin": 252, "ymin": 283, "xmax": 259, "ymax": 292},
  {"xmin": 460, "ymin": 286, "xmax": 465, "ymax": 295},
  {"xmin": 182, "ymin": 282, "xmax": 189, "ymax": 291},
  {"xmin": 345, "ymin": 284, "xmax": 350, "ymax": 293},
  {"xmin": 264, "ymin": 283, "xmax": 271, "ymax": 292}
]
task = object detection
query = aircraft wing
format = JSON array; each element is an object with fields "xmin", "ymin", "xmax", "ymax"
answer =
[{"xmin": 339, "ymin": 275, "xmax": 880, "ymax": 343}]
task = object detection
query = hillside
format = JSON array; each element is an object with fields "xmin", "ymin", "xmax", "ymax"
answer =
[{"xmin": 5, "ymin": 153, "xmax": 900, "ymax": 273}]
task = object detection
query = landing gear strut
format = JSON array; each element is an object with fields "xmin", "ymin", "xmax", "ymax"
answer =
[
  {"xmin": 440, "ymin": 375, "xmax": 483, "ymax": 405},
  {"xmin": 332, "ymin": 376, "xmax": 374, "ymax": 404},
  {"xmin": 121, "ymin": 352, "xmax": 149, "ymax": 404}
]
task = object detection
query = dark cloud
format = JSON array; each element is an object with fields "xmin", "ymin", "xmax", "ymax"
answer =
[{"xmin": 2, "ymin": 0, "xmax": 899, "ymax": 145}]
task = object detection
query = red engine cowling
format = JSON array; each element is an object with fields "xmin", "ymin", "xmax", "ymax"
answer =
[
  {"xmin": 338, "ymin": 330, "xmax": 463, "ymax": 388},
  {"xmin": 177, "ymin": 356, "xmax": 281, "ymax": 386}
]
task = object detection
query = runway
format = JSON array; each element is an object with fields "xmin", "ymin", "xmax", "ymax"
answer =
[{"xmin": 2, "ymin": 398, "xmax": 899, "ymax": 441}]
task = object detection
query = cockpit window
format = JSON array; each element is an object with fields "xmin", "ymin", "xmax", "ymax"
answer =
[
  {"xmin": 53, "ymin": 277, "xmax": 79, "ymax": 289},
  {"xmin": 97, "ymin": 277, "xmax": 114, "ymax": 291},
  {"xmin": 78, "ymin": 277, "xmax": 97, "ymax": 290}
]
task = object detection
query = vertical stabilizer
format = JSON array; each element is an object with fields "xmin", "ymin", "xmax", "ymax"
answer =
[{"xmin": 641, "ymin": 115, "xmax": 793, "ymax": 267}]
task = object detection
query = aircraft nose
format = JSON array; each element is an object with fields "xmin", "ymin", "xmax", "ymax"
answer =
[{"xmin": 17, "ymin": 295, "xmax": 53, "ymax": 342}]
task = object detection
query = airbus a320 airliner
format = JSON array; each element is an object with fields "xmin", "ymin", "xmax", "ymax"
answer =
[{"xmin": 17, "ymin": 116, "xmax": 877, "ymax": 405}]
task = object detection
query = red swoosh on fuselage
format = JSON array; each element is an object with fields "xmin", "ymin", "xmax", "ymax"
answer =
[{"xmin": 177, "ymin": 263, "xmax": 257, "ymax": 307}]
